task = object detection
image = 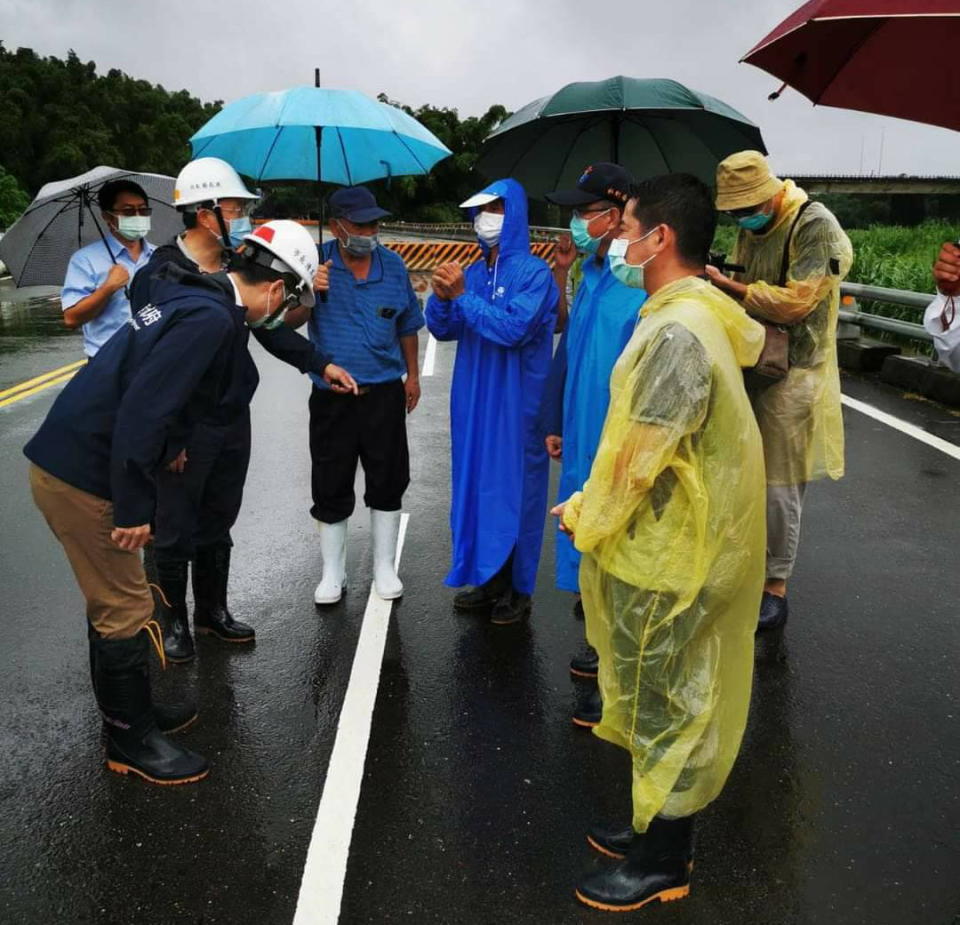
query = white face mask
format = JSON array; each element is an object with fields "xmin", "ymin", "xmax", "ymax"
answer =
[
  {"xmin": 115, "ymin": 214, "xmax": 151, "ymax": 241},
  {"xmin": 474, "ymin": 211, "xmax": 504, "ymax": 248}
]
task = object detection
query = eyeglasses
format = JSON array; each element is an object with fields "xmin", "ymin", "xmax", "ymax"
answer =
[
  {"xmin": 217, "ymin": 202, "xmax": 255, "ymax": 218},
  {"xmin": 110, "ymin": 206, "xmax": 152, "ymax": 217},
  {"xmin": 573, "ymin": 207, "xmax": 612, "ymax": 220}
]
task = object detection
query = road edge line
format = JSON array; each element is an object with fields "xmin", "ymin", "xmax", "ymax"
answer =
[
  {"xmin": 841, "ymin": 394, "xmax": 960, "ymax": 461},
  {"xmin": 292, "ymin": 511, "xmax": 411, "ymax": 925},
  {"xmin": 423, "ymin": 334, "xmax": 437, "ymax": 377}
]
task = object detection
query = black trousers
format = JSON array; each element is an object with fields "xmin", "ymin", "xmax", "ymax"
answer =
[
  {"xmin": 153, "ymin": 411, "xmax": 252, "ymax": 562},
  {"xmin": 309, "ymin": 380, "xmax": 409, "ymax": 524}
]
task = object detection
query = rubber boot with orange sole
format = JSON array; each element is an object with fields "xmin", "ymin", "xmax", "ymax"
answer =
[
  {"xmin": 587, "ymin": 823, "xmax": 695, "ymax": 873},
  {"xmin": 93, "ymin": 630, "xmax": 208, "ymax": 786},
  {"xmin": 575, "ymin": 814, "xmax": 694, "ymax": 912}
]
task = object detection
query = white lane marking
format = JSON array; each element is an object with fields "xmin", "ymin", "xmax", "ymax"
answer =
[
  {"xmin": 293, "ymin": 512, "xmax": 410, "ymax": 925},
  {"xmin": 423, "ymin": 333, "xmax": 437, "ymax": 377},
  {"xmin": 841, "ymin": 394, "xmax": 960, "ymax": 461}
]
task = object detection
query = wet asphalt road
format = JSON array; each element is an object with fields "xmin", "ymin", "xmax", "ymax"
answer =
[{"xmin": 1, "ymin": 296, "xmax": 959, "ymax": 925}]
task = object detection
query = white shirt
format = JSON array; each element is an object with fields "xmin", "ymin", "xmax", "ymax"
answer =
[{"xmin": 924, "ymin": 293, "xmax": 960, "ymax": 373}]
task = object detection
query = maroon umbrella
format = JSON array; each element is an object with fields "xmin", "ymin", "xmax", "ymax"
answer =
[{"xmin": 742, "ymin": 0, "xmax": 960, "ymax": 131}]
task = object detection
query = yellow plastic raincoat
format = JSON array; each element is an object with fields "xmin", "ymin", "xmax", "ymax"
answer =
[
  {"xmin": 561, "ymin": 276, "xmax": 766, "ymax": 832},
  {"xmin": 731, "ymin": 180, "xmax": 854, "ymax": 485}
]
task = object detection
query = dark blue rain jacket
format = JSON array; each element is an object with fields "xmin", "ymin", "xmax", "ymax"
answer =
[
  {"xmin": 25, "ymin": 267, "xmax": 249, "ymax": 528},
  {"xmin": 425, "ymin": 178, "xmax": 559, "ymax": 594}
]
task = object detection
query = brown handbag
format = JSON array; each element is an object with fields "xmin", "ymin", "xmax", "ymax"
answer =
[{"xmin": 744, "ymin": 201, "xmax": 813, "ymax": 388}]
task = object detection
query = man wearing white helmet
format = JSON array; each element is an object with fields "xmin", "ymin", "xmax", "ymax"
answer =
[
  {"xmin": 24, "ymin": 220, "xmax": 323, "ymax": 786},
  {"xmin": 131, "ymin": 159, "xmax": 356, "ymax": 662}
]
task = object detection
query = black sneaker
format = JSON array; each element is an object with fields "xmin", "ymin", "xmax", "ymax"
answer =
[
  {"xmin": 757, "ymin": 591, "xmax": 788, "ymax": 632},
  {"xmin": 489, "ymin": 592, "xmax": 532, "ymax": 626}
]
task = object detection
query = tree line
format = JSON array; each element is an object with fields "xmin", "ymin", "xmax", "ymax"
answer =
[
  {"xmin": 1, "ymin": 44, "xmax": 955, "ymax": 231},
  {"xmin": 0, "ymin": 45, "xmax": 512, "ymax": 229}
]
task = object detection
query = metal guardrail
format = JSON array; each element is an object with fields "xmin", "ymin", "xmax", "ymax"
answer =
[
  {"xmin": 382, "ymin": 223, "xmax": 937, "ymax": 345},
  {"xmin": 839, "ymin": 282, "xmax": 933, "ymax": 343}
]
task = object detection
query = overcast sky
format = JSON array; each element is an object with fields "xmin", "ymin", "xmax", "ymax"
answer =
[{"xmin": 3, "ymin": 0, "xmax": 959, "ymax": 177}]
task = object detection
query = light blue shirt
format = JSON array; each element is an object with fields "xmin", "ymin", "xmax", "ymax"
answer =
[{"xmin": 62, "ymin": 234, "xmax": 156, "ymax": 357}]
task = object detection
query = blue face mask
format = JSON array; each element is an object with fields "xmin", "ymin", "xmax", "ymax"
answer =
[
  {"xmin": 228, "ymin": 216, "xmax": 253, "ymax": 248},
  {"xmin": 569, "ymin": 209, "xmax": 611, "ymax": 255},
  {"xmin": 607, "ymin": 228, "xmax": 657, "ymax": 289},
  {"xmin": 737, "ymin": 210, "xmax": 773, "ymax": 233}
]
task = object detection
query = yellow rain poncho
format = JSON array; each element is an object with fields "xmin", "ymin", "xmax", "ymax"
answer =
[
  {"xmin": 731, "ymin": 180, "xmax": 854, "ymax": 485},
  {"xmin": 561, "ymin": 276, "xmax": 767, "ymax": 832}
]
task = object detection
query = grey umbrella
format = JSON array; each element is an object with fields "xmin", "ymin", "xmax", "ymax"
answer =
[{"xmin": 0, "ymin": 166, "xmax": 182, "ymax": 287}]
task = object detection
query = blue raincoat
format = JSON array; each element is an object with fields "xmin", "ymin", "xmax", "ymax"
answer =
[
  {"xmin": 426, "ymin": 179, "xmax": 558, "ymax": 594},
  {"xmin": 547, "ymin": 257, "xmax": 645, "ymax": 591}
]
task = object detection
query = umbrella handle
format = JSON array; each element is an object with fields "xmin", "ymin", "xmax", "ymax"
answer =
[{"xmin": 84, "ymin": 191, "xmax": 132, "ymax": 302}]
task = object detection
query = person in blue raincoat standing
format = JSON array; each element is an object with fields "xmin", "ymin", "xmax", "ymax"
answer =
[
  {"xmin": 427, "ymin": 179, "xmax": 558, "ymax": 625},
  {"xmin": 540, "ymin": 164, "xmax": 646, "ymax": 724}
]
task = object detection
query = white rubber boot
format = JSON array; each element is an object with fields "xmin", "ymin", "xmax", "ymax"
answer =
[
  {"xmin": 314, "ymin": 520, "xmax": 348, "ymax": 605},
  {"xmin": 371, "ymin": 509, "xmax": 403, "ymax": 600}
]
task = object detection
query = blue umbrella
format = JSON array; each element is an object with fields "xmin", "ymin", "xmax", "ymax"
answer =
[{"xmin": 189, "ymin": 85, "xmax": 451, "ymax": 188}]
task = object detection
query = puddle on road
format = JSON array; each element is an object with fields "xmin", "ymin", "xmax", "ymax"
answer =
[{"xmin": 0, "ymin": 281, "xmax": 82, "ymax": 394}]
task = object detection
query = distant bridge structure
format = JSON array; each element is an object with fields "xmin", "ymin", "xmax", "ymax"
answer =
[{"xmin": 786, "ymin": 175, "xmax": 960, "ymax": 195}]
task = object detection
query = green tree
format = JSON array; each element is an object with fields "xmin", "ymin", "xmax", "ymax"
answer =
[{"xmin": 0, "ymin": 165, "xmax": 29, "ymax": 228}]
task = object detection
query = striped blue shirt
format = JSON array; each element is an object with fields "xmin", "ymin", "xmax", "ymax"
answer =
[{"xmin": 308, "ymin": 240, "xmax": 424, "ymax": 388}]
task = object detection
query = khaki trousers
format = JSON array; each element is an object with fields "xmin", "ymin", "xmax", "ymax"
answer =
[
  {"xmin": 766, "ymin": 482, "xmax": 808, "ymax": 581},
  {"xmin": 29, "ymin": 464, "xmax": 152, "ymax": 638}
]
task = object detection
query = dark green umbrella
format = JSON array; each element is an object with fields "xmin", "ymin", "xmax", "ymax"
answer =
[{"xmin": 478, "ymin": 75, "xmax": 766, "ymax": 200}]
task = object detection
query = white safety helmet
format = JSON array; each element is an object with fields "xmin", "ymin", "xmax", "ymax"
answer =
[
  {"xmin": 242, "ymin": 220, "xmax": 319, "ymax": 307},
  {"xmin": 173, "ymin": 157, "xmax": 259, "ymax": 209}
]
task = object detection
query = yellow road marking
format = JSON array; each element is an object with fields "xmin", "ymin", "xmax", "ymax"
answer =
[
  {"xmin": 0, "ymin": 369, "xmax": 81, "ymax": 409},
  {"xmin": 0, "ymin": 359, "xmax": 86, "ymax": 402}
]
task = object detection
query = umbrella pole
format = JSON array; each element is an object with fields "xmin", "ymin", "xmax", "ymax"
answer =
[
  {"xmin": 84, "ymin": 191, "xmax": 117, "ymax": 266},
  {"xmin": 316, "ymin": 123, "xmax": 328, "ymax": 304}
]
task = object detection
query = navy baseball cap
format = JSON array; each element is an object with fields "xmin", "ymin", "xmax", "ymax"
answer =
[
  {"xmin": 328, "ymin": 186, "xmax": 391, "ymax": 223},
  {"xmin": 545, "ymin": 163, "xmax": 635, "ymax": 208}
]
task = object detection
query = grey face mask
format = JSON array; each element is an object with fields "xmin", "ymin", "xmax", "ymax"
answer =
[{"xmin": 337, "ymin": 221, "xmax": 377, "ymax": 257}]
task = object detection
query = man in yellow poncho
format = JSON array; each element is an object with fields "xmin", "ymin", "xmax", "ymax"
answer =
[
  {"xmin": 553, "ymin": 174, "xmax": 767, "ymax": 913},
  {"xmin": 706, "ymin": 151, "xmax": 853, "ymax": 631}
]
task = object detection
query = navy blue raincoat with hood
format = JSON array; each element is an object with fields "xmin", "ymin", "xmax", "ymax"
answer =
[{"xmin": 425, "ymin": 179, "xmax": 559, "ymax": 594}]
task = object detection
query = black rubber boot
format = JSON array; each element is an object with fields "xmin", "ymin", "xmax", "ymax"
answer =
[
  {"xmin": 587, "ymin": 822, "xmax": 695, "ymax": 867},
  {"xmin": 88, "ymin": 624, "xmax": 197, "ymax": 733},
  {"xmin": 155, "ymin": 555, "xmax": 195, "ymax": 663},
  {"xmin": 490, "ymin": 591, "xmax": 532, "ymax": 626},
  {"xmin": 92, "ymin": 631, "xmax": 208, "ymax": 785},
  {"xmin": 575, "ymin": 815, "xmax": 694, "ymax": 912},
  {"xmin": 570, "ymin": 644, "xmax": 598, "ymax": 678},
  {"xmin": 193, "ymin": 544, "xmax": 255, "ymax": 643},
  {"xmin": 586, "ymin": 824, "xmax": 636, "ymax": 860},
  {"xmin": 453, "ymin": 561, "xmax": 512, "ymax": 613},
  {"xmin": 757, "ymin": 591, "xmax": 789, "ymax": 632},
  {"xmin": 572, "ymin": 684, "xmax": 602, "ymax": 728}
]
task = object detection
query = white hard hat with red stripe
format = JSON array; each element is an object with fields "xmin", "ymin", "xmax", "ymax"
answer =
[{"xmin": 242, "ymin": 220, "xmax": 319, "ymax": 306}]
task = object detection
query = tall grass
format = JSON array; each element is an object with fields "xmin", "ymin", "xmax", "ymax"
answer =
[{"xmin": 712, "ymin": 219, "xmax": 952, "ymax": 352}]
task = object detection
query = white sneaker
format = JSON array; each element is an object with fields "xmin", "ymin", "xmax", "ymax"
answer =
[
  {"xmin": 370, "ymin": 509, "xmax": 403, "ymax": 600},
  {"xmin": 314, "ymin": 519, "xmax": 348, "ymax": 605}
]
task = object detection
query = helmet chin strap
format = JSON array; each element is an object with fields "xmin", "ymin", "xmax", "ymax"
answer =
[{"xmin": 212, "ymin": 203, "xmax": 233, "ymax": 253}]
